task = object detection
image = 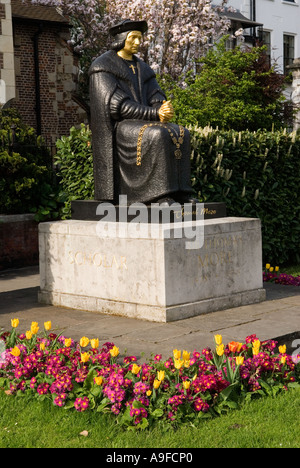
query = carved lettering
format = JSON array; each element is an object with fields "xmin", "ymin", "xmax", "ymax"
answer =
[
  {"xmin": 198, "ymin": 250, "xmax": 233, "ymax": 268},
  {"xmin": 68, "ymin": 251, "xmax": 127, "ymax": 270},
  {"xmin": 196, "ymin": 234, "xmax": 242, "ymax": 286},
  {"xmin": 120, "ymin": 256, "xmax": 128, "ymax": 270},
  {"xmin": 68, "ymin": 251, "xmax": 75, "ymax": 264},
  {"xmin": 93, "ymin": 253, "xmax": 102, "ymax": 267}
]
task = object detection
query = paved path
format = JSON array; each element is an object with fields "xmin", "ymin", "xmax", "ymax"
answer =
[{"xmin": 0, "ymin": 266, "xmax": 299, "ymax": 360}]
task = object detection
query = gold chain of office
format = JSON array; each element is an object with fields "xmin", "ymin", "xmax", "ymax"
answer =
[{"xmin": 136, "ymin": 123, "xmax": 185, "ymax": 166}]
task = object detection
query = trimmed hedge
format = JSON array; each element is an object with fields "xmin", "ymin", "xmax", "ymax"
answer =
[{"xmin": 189, "ymin": 126, "xmax": 300, "ymax": 265}]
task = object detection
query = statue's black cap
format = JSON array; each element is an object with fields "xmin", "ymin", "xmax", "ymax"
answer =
[{"xmin": 109, "ymin": 19, "xmax": 148, "ymax": 37}]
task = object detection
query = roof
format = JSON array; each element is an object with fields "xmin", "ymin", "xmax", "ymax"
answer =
[
  {"xmin": 220, "ymin": 8, "xmax": 263, "ymax": 29},
  {"xmin": 11, "ymin": 0, "xmax": 70, "ymax": 25}
]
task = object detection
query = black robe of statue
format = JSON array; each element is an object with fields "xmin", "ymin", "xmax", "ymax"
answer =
[{"xmin": 88, "ymin": 50, "xmax": 192, "ymax": 204}]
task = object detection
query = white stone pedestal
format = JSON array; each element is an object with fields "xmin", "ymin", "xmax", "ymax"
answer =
[{"xmin": 38, "ymin": 217, "xmax": 266, "ymax": 322}]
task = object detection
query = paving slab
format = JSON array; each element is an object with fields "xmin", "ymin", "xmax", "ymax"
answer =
[{"xmin": 0, "ymin": 266, "xmax": 299, "ymax": 360}]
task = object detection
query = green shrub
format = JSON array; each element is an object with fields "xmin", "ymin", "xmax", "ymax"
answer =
[
  {"xmin": 0, "ymin": 108, "xmax": 57, "ymax": 217},
  {"xmin": 55, "ymin": 124, "xmax": 94, "ymax": 218},
  {"xmin": 162, "ymin": 39, "xmax": 290, "ymax": 131},
  {"xmin": 0, "ymin": 150, "xmax": 49, "ymax": 214},
  {"xmin": 189, "ymin": 126, "xmax": 300, "ymax": 265}
]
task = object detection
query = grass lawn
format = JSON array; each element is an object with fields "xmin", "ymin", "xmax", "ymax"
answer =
[{"xmin": 0, "ymin": 387, "xmax": 299, "ymax": 448}]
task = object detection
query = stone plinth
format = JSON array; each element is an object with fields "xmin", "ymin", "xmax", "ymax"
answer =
[{"xmin": 38, "ymin": 217, "xmax": 266, "ymax": 322}]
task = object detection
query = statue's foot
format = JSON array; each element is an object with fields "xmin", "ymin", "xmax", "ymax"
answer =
[
  {"xmin": 173, "ymin": 193, "xmax": 199, "ymax": 204},
  {"xmin": 156, "ymin": 197, "xmax": 177, "ymax": 206}
]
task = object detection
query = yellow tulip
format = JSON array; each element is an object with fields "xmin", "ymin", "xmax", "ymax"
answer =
[
  {"xmin": 281, "ymin": 355, "xmax": 287, "ymax": 365},
  {"xmin": 146, "ymin": 390, "xmax": 152, "ymax": 397},
  {"xmin": 253, "ymin": 339, "xmax": 260, "ymax": 349},
  {"xmin": 173, "ymin": 349, "xmax": 181, "ymax": 360},
  {"xmin": 81, "ymin": 352, "xmax": 90, "ymax": 363},
  {"xmin": 265, "ymin": 263, "xmax": 270, "ymax": 270},
  {"xmin": 39, "ymin": 342, "xmax": 45, "ymax": 351},
  {"xmin": 132, "ymin": 364, "xmax": 141, "ymax": 375},
  {"xmin": 214, "ymin": 334, "xmax": 222, "ymax": 345},
  {"xmin": 174, "ymin": 358, "xmax": 184, "ymax": 369},
  {"xmin": 26, "ymin": 330, "xmax": 33, "ymax": 340},
  {"xmin": 110, "ymin": 345, "xmax": 120, "ymax": 357},
  {"xmin": 94, "ymin": 376, "xmax": 103, "ymax": 386},
  {"xmin": 64, "ymin": 338, "xmax": 72, "ymax": 348},
  {"xmin": 275, "ymin": 266, "xmax": 279, "ymax": 272},
  {"xmin": 252, "ymin": 347, "xmax": 260, "ymax": 356},
  {"xmin": 216, "ymin": 344, "xmax": 225, "ymax": 356},
  {"xmin": 10, "ymin": 346, "xmax": 21, "ymax": 357},
  {"xmin": 269, "ymin": 267, "xmax": 274, "ymax": 272},
  {"xmin": 157, "ymin": 370, "xmax": 165, "ymax": 381},
  {"xmin": 182, "ymin": 350, "xmax": 190, "ymax": 361},
  {"xmin": 11, "ymin": 318, "xmax": 19, "ymax": 328},
  {"xmin": 31, "ymin": 321, "xmax": 39, "ymax": 335},
  {"xmin": 184, "ymin": 360, "xmax": 190, "ymax": 368},
  {"xmin": 153, "ymin": 379, "xmax": 161, "ymax": 389},
  {"xmin": 44, "ymin": 321, "xmax": 52, "ymax": 331},
  {"xmin": 80, "ymin": 336, "xmax": 90, "ymax": 347},
  {"xmin": 279, "ymin": 345, "xmax": 286, "ymax": 354},
  {"xmin": 236, "ymin": 356, "xmax": 244, "ymax": 366},
  {"xmin": 183, "ymin": 381, "xmax": 191, "ymax": 390},
  {"xmin": 90, "ymin": 338, "xmax": 99, "ymax": 349}
]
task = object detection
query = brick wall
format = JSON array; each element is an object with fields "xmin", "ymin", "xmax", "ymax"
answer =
[
  {"xmin": 13, "ymin": 21, "xmax": 87, "ymax": 141},
  {"xmin": 0, "ymin": 215, "xmax": 39, "ymax": 270}
]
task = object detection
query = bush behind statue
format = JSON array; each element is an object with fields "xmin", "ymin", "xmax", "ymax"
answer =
[
  {"xmin": 163, "ymin": 40, "xmax": 292, "ymax": 132},
  {"xmin": 189, "ymin": 126, "xmax": 300, "ymax": 265},
  {"xmin": 55, "ymin": 124, "xmax": 300, "ymax": 265},
  {"xmin": 54, "ymin": 124, "xmax": 94, "ymax": 218}
]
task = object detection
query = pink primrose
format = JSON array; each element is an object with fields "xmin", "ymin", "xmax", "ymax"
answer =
[
  {"xmin": 193, "ymin": 398, "xmax": 209, "ymax": 412},
  {"xmin": 74, "ymin": 396, "xmax": 90, "ymax": 412}
]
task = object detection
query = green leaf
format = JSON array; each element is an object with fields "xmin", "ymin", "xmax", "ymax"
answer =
[
  {"xmin": 90, "ymin": 385, "xmax": 102, "ymax": 398},
  {"xmin": 63, "ymin": 400, "xmax": 75, "ymax": 410},
  {"xmin": 151, "ymin": 408, "xmax": 164, "ymax": 419},
  {"xmin": 219, "ymin": 383, "xmax": 239, "ymax": 402},
  {"xmin": 83, "ymin": 370, "xmax": 96, "ymax": 391},
  {"xmin": 96, "ymin": 397, "xmax": 111, "ymax": 413},
  {"xmin": 119, "ymin": 406, "xmax": 133, "ymax": 426}
]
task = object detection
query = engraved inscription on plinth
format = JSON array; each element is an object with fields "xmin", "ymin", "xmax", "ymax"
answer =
[
  {"xmin": 197, "ymin": 234, "xmax": 243, "ymax": 282},
  {"xmin": 67, "ymin": 251, "xmax": 128, "ymax": 270}
]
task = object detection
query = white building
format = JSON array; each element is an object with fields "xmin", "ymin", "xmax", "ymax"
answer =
[
  {"xmin": 218, "ymin": 0, "xmax": 300, "ymax": 75},
  {"xmin": 0, "ymin": 0, "xmax": 15, "ymax": 106}
]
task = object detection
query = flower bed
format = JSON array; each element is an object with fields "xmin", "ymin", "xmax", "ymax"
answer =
[
  {"xmin": 263, "ymin": 264, "xmax": 300, "ymax": 286},
  {"xmin": 1, "ymin": 320, "xmax": 299, "ymax": 429}
]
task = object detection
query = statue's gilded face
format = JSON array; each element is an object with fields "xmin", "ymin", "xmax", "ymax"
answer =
[{"xmin": 123, "ymin": 31, "xmax": 142, "ymax": 55}]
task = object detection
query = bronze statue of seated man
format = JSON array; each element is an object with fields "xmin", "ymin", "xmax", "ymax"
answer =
[{"xmin": 89, "ymin": 19, "xmax": 197, "ymax": 206}]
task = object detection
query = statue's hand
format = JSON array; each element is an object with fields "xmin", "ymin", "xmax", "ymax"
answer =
[{"xmin": 159, "ymin": 100, "xmax": 174, "ymax": 123}]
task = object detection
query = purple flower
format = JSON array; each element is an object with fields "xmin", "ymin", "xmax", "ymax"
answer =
[
  {"xmin": 54, "ymin": 393, "xmax": 67, "ymax": 407},
  {"xmin": 74, "ymin": 396, "xmax": 89, "ymax": 412},
  {"xmin": 37, "ymin": 383, "xmax": 50, "ymax": 395},
  {"xmin": 193, "ymin": 398, "xmax": 209, "ymax": 412}
]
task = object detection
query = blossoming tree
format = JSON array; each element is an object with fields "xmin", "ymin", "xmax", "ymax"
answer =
[{"xmin": 29, "ymin": 0, "xmax": 231, "ymax": 79}]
